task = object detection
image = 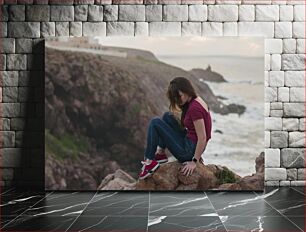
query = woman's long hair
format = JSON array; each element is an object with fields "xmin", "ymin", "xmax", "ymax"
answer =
[{"xmin": 167, "ymin": 77, "xmax": 197, "ymax": 126}]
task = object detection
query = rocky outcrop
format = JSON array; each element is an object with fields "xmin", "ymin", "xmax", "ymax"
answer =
[
  {"xmin": 190, "ymin": 66, "xmax": 227, "ymax": 83},
  {"xmin": 108, "ymin": 153, "xmax": 264, "ymax": 191}
]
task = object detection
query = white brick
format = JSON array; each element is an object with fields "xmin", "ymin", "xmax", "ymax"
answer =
[
  {"xmin": 182, "ymin": 0, "xmax": 203, "ymax": 3},
  {"xmin": 135, "ymin": 22, "xmax": 148, "ymax": 36},
  {"xmin": 239, "ymin": 5, "xmax": 255, "ymax": 21},
  {"xmin": 271, "ymin": 54, "xmax": 281, "ymax": 71},
  {"xmin": 279, "ymin": 181, "xmax": 290, "ymax": 187},
  {"xmin": 202, "ymin": 22, "xmax": 222, "ymax": 36},
  {"xmin": 271, "ymin": 131, "xmax": 288, "ymax": 149},
  {"xmin": 159, "ymin": 0, "xmax": 181, "ymax": 3},
  {"xmin": 75, "ymin": 5, "xmax": 88, "ymax": 21},
  {"xmin": 145, "ymin": 5, "xmax": 162, "ymax": 22},
  {"xmin": 283, "ymin": 39, "xmax": 296, "ymax": 54},
  {"xmin": 119, "ymin": 5, "xmax": 145, "ymax": 22},
  {"xmin": 265, "ymin": 54, "xmax": 270, "ymax": 71},
  {"xmin": 293, "ymin": 22, "xmax": 305, "ymax": 38},
  {"xmin": 284, "ymin": 103, "xmax": 305, "ymax": 117},
  {"xmin": 242, "ymin": 0, "xmax": 271, "ymax": 4},
  {"xmin": 270, "ymin": 102, "xmax": 282, "ymax": 110},
  {"xmin": 83, "ymin": 22, "xmax": 106, "ymax": 36},
  {"xmin": 189, "ymin": 5, "xmax": 207, "ymax": 21},
  {"xmin": 149, "ymin": 22, "xmax": 181, "ymax": 36},
  {"xmin": 272, "ymin": 0, "xmax": 286, "ymax": 5},
  {"xmin": 223, "ymin": 22, "xmax": 237, "ymax": 36},
  {"xmin": 163, "ymin": 5, "xmax": 188, "ymax": 22},
  {"xmin": 265, "ymin": 149, "xmax": 280, "ymax": 168},
  {"xmin": 8, "ymin": 22, "xmax": 40, "ymax": 38},
  {"xmin": 299, "ymin": 118, "xmax": 305, "ymax": 131},
  {"xmin": 265, "ymin": 168, "xmax": 287, "ymax": 181},
  {"xmin": 290, "ymin": 87, "xmax": 305, "ymax": 102},
  {"xmin": 255, "ymin": 5, "xmax": 279, "ymax": 21},
  {"xmin": 265, "ymin": 181, "xmax": 279, "ymax": 187},
  {"xmin": 55, "ymin": 22, "xmax": 69, "ymax": 36},
  {"xmin": 275, "ymin": 22, "xmax": 292, "ymax": 39},
  {"xmin": 182, "ymin": 22, "xmax": 201, "ymax": 36},
  {"xmin": 290, "ymin": 181, "xmax": 306, "ymax": 186},
  {"xmin": 269, "ymin": 71, "xmax": 284, "ymax": 87},
  {"xmin": 265, "ymin": 87, "xmax": 277, "ymax": 102},
  {"xmin": 265, "ymin": 103, "xmax": 270, "ymax": 117},
  {"xmin": 280, "ymin": 5, "xmax": 293, "ymax": 22},
  {"xmin": 285, "ymin": 71, "xmax": 305, "ymax": 87},
  {"xmin": 70, "ymin": 22, "xmax": 82, "ymax": 37},
  {"xmin": 41, "ymin": 22, "xmax": 55, "ymax": 38},
  {"xmin": 283, "ymin": 118, "xmax": 299, "ymax": 131},
  {"xmin": 208, "ymin": 5, "xmax": 238, "ymax": 22},
  {"xmin": 203, "ymin": 0, "xmax": 216, "ymax": 4},
  {"xmin": 278, "ymin": 87, "xmax": 289, "ymax": 102},
  {"xmin": 296, "ymin": 39, "xmax": 305, "ymax": 54},
  {"xmin": 270, "ymin": 110, "xmax": 283, "ymax": 117},
  {"xmin": 104, "ymin": 5, "xmax": 118, "ymax": 21},
  {"xmin": 265, "ymin": 117, "xmax": 282, "ymax": 130},
  {"xmin": 282, "ymin": 54, "xmax": 305, "ymax": 71},
  {"xmin": 265, "ymin": 71, "xmax": 269, "ymax": 86},
  {"xmin": 107, "ymin": 22, "xmax": 134, "ymax": 36},
  {"xmin": 238, "ymin": 22, "xmax": 274, "ymax": 38},
  {"xmin": 50, "ymin": 6, "xmax": 74, "ymax": 21},
  {"xmin": 289, "ymin": 132, "xmax": 305, "ymax": 147},
  {"xmin": 265, "ymin": 39, "xmax": 282, "ymax": 54},
  {"xmin": 294, "ymin": 5, "xmax": 305, "ymax": 21},
  {"xmin": 88, "ymin": 5, "xmax": 103, "ymax": 22},
  {"xmin": 265, "ymin": 131, "xmax": 270, "ymax": 148},
  {"xmin": 287, "ymin": 0, "xmax": 306, "ymax": 5},
  {"xmin": 215, "ymin": 0, "xmax": 241, "ymax": 3}
]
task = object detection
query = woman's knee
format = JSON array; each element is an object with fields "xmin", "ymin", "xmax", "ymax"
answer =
[
  {"xmin": 149, "ymin": 116, "xmax": 163, "ymax": 127},
  {"xmin": 162, "ymin": 111, "xmax": 172, "ymax": 122}
]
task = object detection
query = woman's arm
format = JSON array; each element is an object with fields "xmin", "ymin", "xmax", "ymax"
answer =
[
  {"xmin": 193, "ymin": 119, "xmax": 207, "ymax": 161},
  {"xmin": 181, "ymin": 118, "xmax": 207, "ymax": 176}
]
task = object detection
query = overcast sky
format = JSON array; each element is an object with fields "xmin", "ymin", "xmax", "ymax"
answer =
[{"xmin": 96, "ymin": 37, "xmax": 263, "ymax": 58}]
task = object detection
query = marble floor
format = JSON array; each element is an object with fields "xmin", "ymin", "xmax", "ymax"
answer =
[{"xmin": 0, "ymin": 187, "xmax": 305, "ymax": 231}]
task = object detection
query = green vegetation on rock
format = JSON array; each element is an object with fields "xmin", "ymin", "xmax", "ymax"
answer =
[
  {"xmin": 45, "ymin": 130, "xmax": 89, "ymax": 160},
  {"xmin": 216, "ymin": 168, "xmax": 237, "ymax": 185}
]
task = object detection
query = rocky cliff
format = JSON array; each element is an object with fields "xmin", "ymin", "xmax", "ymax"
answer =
[{"xmin": 45, "ymin": 44, "xmax": 247, "ymax": 190}]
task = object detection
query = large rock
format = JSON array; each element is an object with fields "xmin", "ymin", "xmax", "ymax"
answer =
[{"xmin": 135, "ymin": 161, "xmax": 219, "ymax": 190}]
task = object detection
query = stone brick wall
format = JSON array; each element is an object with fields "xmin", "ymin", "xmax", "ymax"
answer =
[{"xmin": 0, "ymin": 0, "xmax": 305, "ymax": 188}]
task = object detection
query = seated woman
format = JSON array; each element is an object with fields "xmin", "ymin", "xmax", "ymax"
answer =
[{"xmin": 139, "ymin": 77, "xmax": 212, "ymax": 179}]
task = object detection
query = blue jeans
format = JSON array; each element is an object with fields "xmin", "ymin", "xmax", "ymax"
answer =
[{"xmin": 144, "ymin": 112, "xmax": 196, "ymax": 163}]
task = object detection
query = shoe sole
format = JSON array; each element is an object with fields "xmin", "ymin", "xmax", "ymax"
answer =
[
  {"xmin": 139, "ymin": 163, "xmax": 160, "ymax": 180},
  {"xmin": 157, "ymin": 159, "xmax": 168, "ymax": 164}
]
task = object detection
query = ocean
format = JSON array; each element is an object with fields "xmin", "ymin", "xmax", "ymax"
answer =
[{"xmin": 158, "ymin": 55, "xmax": 265, "ymax": 177}]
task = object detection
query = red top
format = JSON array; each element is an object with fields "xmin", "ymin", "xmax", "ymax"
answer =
[{"xmin": 183, "ymin": 98, "xmax": 212, "ymax": 144}]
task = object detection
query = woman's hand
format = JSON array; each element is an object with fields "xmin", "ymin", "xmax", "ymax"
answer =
[{"xmin": 181, "ymin": 161, "xmax": 196, "ymax": 176}]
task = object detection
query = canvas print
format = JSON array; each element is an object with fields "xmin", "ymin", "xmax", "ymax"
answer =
[{"xmin": 45, "ymin": 37, "xmax": 264, "ymax": 191}]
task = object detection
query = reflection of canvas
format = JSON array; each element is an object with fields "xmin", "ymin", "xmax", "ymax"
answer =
[{"xmin": 45, "ymin": 37, "xmax": 264, "ymax": 191}]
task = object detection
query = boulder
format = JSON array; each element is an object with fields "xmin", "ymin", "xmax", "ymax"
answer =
[{"xmin": 135, "ymin": 161, "xmax": 219, "ymax": 190}]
